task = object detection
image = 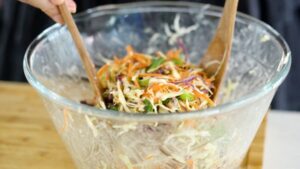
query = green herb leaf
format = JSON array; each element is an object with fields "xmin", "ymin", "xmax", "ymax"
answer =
[
  {"xmin": 143, "ymin": 99, "xmax": 154, "ymax": 112},
  {"xmin": 138, "ymin": 78, "xmax": 150, "ymax": 87},
  {"xmin": 108, "ymin": 104, "xmax": 119, "ymax": 111},
  {"xmin": 147, "ymin": 57, "xmax": 165, "ymax": 72},
  {"xmin": 172, "ymin": 58, "xmax": 184, "ymax": 66},
  {"xmin": 179, "ymin": 92, "xmax": 194, "ymax": 101}
]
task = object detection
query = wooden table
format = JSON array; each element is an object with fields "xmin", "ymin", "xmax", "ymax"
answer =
[
  {"xmin": 2, "ymin": 82, "xmax": 295, "ymax": 169},
  {"xmin": 0, "ymin": 82, "xmax": 75, "ymax": 169}
]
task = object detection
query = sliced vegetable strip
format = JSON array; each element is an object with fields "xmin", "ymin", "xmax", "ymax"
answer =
[{"xmin": 96, "ymin": 45, "xmax": 215, "ymax": 113}]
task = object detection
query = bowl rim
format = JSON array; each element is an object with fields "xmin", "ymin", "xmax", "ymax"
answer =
[{"xmin": 23, "ymin": 1, "xmax": 291, "ymax": 122}]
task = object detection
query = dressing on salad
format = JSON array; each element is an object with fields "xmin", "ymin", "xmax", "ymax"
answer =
[
  {"xmin": 95, "ymin": 45, "xmax": 215, "ymax": 113},
  {"xmin": 68, "ymin": 46, "xmax": 234, "ymax": 169}
]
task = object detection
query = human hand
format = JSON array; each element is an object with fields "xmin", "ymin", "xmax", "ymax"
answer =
[{"xmin": 19, "ymin": 0, "xmax": 77, "ymax": 24}]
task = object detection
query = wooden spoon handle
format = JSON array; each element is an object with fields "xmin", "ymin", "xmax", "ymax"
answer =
[
  {"xmin": 213, "ymin": 0, "xmax": 238, "ymax": 101},
  {"xmin": 199, "ymin": 0, "xmax": 238, "ymax": 102},
  {"xmin": 217, "ymin": 0, "xmax": 238, "ymax": 47},
  {"xmin": 58, "ymin": 3, "xmax": 105, "ymax": 108}
]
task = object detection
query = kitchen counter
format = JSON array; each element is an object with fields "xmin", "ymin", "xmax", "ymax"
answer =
[{"xmin": 0, "ymin": 82, "xmax": 299, "ymax": 169}]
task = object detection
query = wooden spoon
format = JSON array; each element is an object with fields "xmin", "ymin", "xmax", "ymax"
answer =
[
  {"xmin": 199, "ymin": 0, "xmax": 239, "ymax": 102},
  {"xmin": 58, "ymin": 3, "xmax": 106, "ymax": 108}
]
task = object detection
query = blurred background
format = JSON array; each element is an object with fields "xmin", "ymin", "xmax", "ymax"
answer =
[{"xmin": 0, "ymin": 0, "xmax": 299, "ymax": 110}]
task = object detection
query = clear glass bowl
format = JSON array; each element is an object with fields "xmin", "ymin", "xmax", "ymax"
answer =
[{"xmin": 24, "ymin": 2, "xmax": 291, "ymax": 169}]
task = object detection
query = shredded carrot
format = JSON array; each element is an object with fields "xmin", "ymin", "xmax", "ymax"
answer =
[
  {"xmin": 133, "ymin": 78, "xmax": 140, "ymax": 88},
  {"xmin": 139, "ymin": 73, "xmax": 175, "ymax": 80},
  {"xmin": 114, "ymin": 56, "xmax": 122, "ymax": 65},
  {"xmin": 105, "ymin": 69, "xmax": 110, "ymax": 81},
  {"xmin": 167, "ymin": 84, "xmax": 180, "ymax": 92},
  {"xmin": 121, "ymin": 54, "xmax": 131, "ymax": 64},
  {"xmin": 167, "ymin": 49, "xmax": 182, "ymax": 59},
  {"xmin": 126, "ymin": 45, "xmax": 134, "ymax": 55},
  {"xmin": 180, "ymin": 71, "xmax": 190, "ymax": 79},
  {"xmin": 202, "ymin": 76, "xmax": 214, "ymax": 85},
  {"xmin": 89, "ymin": 46, "xmax": 219, "ymax": 167},
  {"xmin": 142, "ymin": 92, "xmax": 151, "ymax": 98},
  {"xmin": 133, "ymin": 53, "xmax": 150, "ymax": 65},
  {"xmin": 191, "ymin": 101, "xmax": 200, "ymax": 109},
  {"xmin": 183, "ymin": 119, "xmax": 196, "ymax": 128},
  {"xmin": 179, "ymin": 102, "xmax": 187, "ymax": 112},
  {"xmin": 192, "ymin": 89, "xmax": 215, "ymax": 106},
  {"xmin": 154, "ymin": 97, "xmax": 159, "ymax": 103},
  {"xmin": 186, "ymin": 159, "xmax": 194, "ymax": 169},
  {"xmin": 163, "ymin": 84, "xmax": 180, "ymax": 92},
  {"xmin": 133, "ymin": 63, "xmax": 148, "ymax": 70},
  {"xmin": 127, "ymin": 62, "xmax": 133, "ymax": 78},
  {"xmin": 142, "ymin": 87, "xmax": 150, "ymax": 97},
  {"xmin": 95, "ymin": 45, "xmax": 215, "ymax": 115},
  {"xmin": 197, "ymin": 71, "xmax": 206, "ymax": 77},
  {"xmin": 150, "ymin": 83, "xmax": 161, "ymax": 93},
  {"xmin": 61, "ymin": 108, "xmax": 69, "ymax": 132},
  {"xmin": 149, "ymin": 83, "xmax": 180, "ymax": 93},
  {"xmin": 96, "ymin": 64, "xmax": 108, "ymax": 78}
]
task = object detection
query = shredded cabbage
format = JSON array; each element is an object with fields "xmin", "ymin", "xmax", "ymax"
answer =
[{"xmin": 94, "ymin": 46, "xmax": 214, "ymax": 114}]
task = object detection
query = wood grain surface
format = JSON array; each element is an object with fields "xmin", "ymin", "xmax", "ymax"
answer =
[
  {"xmin": 0, "ymin": 82, "xmax": 264, "ymax": 169},
  {"xmin": 0, "ymin": 82, "xmax": 75, "ymax": 169},
  {"xmin": 241, "ymin": 115, "xmax": 266, "ymax": 169}
]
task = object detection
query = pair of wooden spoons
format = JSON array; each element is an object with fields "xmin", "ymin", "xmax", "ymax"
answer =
[{"xmin": 57, "ymin": 0, "xmax": 238, "ymax": 107}]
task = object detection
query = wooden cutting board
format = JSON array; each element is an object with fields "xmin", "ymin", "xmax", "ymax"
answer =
[
  {"xmin": 241, "ymin": 115, "xmax": 266, "ymax": 169},
  {"xmin": 0, "ymin": 82, "xmax": 75, "ymax": 169},
  {"xmin": 0, "ymin": 81, "xmax": 264, "ymax": 169}
]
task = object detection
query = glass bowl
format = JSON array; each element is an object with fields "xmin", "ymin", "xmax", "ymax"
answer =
[{"xmin": 24, "ymin": 1, "xmax": 291, "ymax": 169}]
